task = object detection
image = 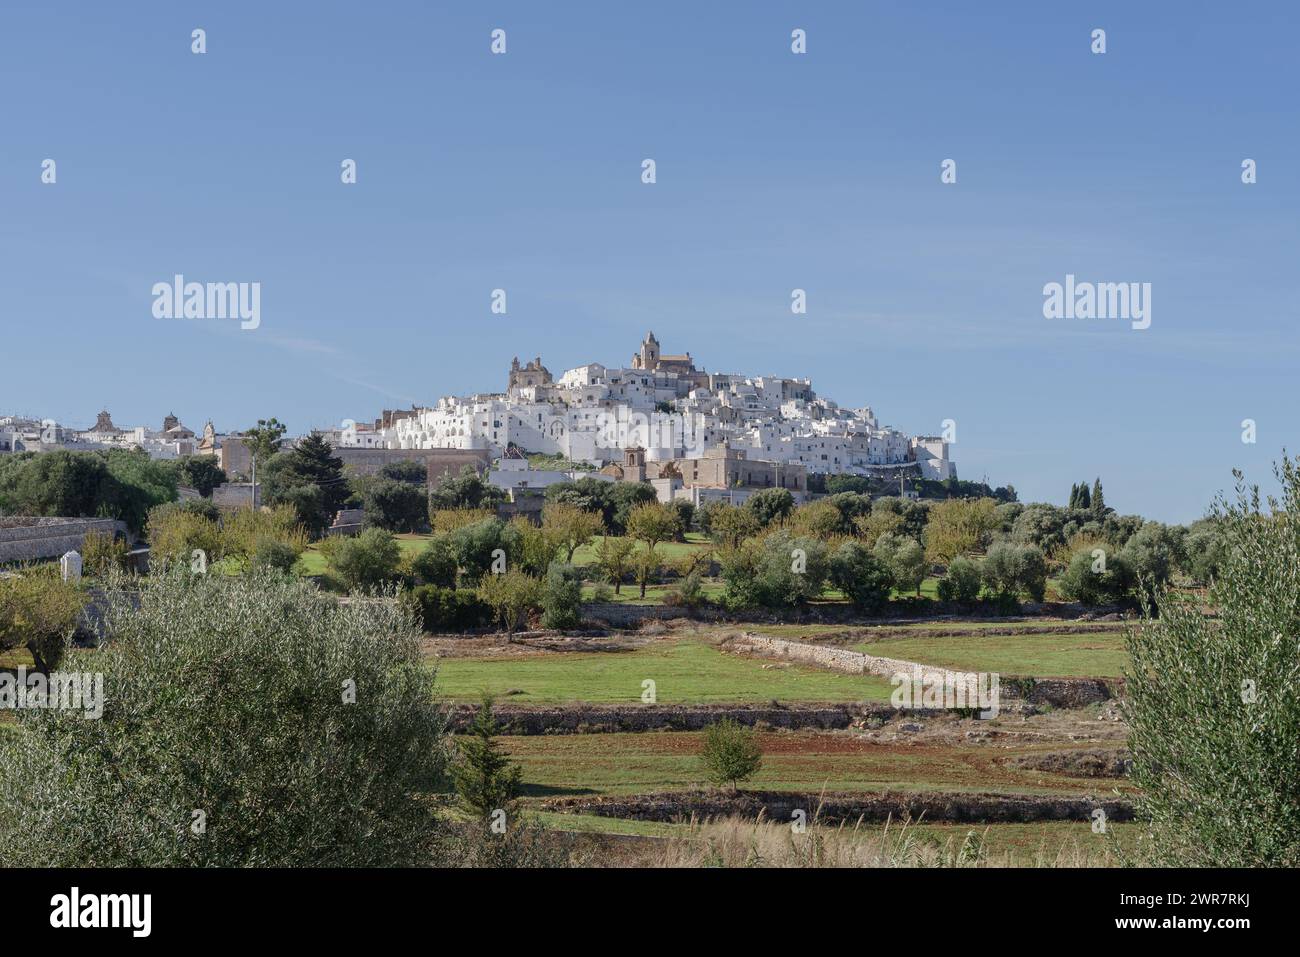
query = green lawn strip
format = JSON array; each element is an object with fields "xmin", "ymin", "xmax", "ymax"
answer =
[
  {"xmin": 433, "ymin": 639, "xmax": 893, "ymax": 705},
  {"xmin": 503, "ymin": 731, "xmax": 1128, "ymax": 799},
  {"xmin": 850, "ymin": 631, "xmax": 1128, "ymax": 678},
  {"xmin": 529, "ymin": 811, "xmax": 686, "ymax": 838}
]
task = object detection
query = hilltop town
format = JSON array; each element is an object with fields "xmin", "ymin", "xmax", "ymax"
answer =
[
  {"xmin": 3, "ymin": 332, "xmax": 953, "ymax": 510},
  {"xmin": 332, "ymin": 332, "xmax": 953, "ymax": 496}
]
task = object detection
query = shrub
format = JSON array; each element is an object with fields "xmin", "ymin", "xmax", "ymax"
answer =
[
  {"xmin": 540, "ymin": 563, "xmax": 583, "ymax": 630},
  {"xmin": 406, "ymin": 585, "xmax": 490, "ymax": 632},
  {"xmin": 700, "ymin": 718, "xmax": 763, "ymax": 791},
  {"xmin": 937, "ymin": 554, "xmax": 983, "ymax": 604},
  {"xmin": 720, "ymin": 530, "xmax": 828, "ymax": 610},
  {"xmin": 873, "ymin": 533, "xmax": 925, "ymax": 596},
  {"xmin": 220, "ymin": 504, "xmax": 308, "ymax": 562},
  {"xmin": 146, "ymin": 503, "xmax": 222, "ymax": 567},
  {"xmin": 326, "ymin": 527, "xmax": 402, "ymax": 592},
  {"xmin": 408, "ymin": 535, "xmax": 458, "ymax": 588},
  {"xmin": 0, "ymin": 567, "xmax": 450, "ymax": 866},
  {"xmin": 828, "ymin": 541, "xmax": 893, "ymax": 612},
  {"xmin": 449, "ymin": 518, "xmax": 516, "ymax": 584},
  {"xmin": 361, "ymin": 478, "xmax": 428, "ymax": 533},
  {"xmin": 250, "ymin": 539, "xmax": 299, "ymax": 574},
  {"xmin": 1125, "ymin": 457, "xmax": 1300, "ymax": 866},
  {"xmin": 476, "ymin": 569, "xmax": 544, "ymax": 633},
  {"xmin": 80, "ymin": 528, "xmax": 131, "ymax": 577},
  {"xmin": 451, "ymin": 696, "xmax": 524, "ymax": 822},
  {"xmin": 0, "ymin": 569, "xmax": 86, "ymax": 673},
  {"xmin": 746, "ymin": 488, "xmax": 795, "ymax": 527},
  {"xmin": 1056, "ymin": 547, "xmax": 1133, "ymax": 605},
  {"xmin": 663, "ymin": 568, "xmax": 706, "ymax": 609},
  {"xmin": 981, "ymin": 541, "xmax": 1047, "ymax": 602}
]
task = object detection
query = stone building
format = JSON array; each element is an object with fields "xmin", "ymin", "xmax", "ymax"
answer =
[{"xmin": 508, "ymin": 356, "xmax": 553, "ymax": 391}]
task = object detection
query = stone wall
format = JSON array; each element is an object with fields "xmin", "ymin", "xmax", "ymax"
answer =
[
  {"xmin": 545, "ymin": 789, "xmax": 1135, "ymax": 825},
  {"xmin": 446, "ymin": 701, "xmax": 895, "ymax": 735},
  {"xmin": 731, "ymin": 633, "xmax": 1119, "ymax": 709},
  {"xmin": 0, "ymin": 518, "xmax": 129, "ymax": 564},
  {"xmin": 211, "ymin": 482, "xmax": 260, "ymax": 513},
  {"xmin": 734, "ymin": 632, "xmax": 970, "ymax": 686}
]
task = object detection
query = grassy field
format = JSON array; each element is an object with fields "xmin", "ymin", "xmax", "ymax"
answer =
[
  {"xmin": 852, "ymin": 629, "xmax": 1128, "ymax": 677},
  {"xmin": 433, "ymin": 639, "xmax": 894, "ymax": 704},
  {"xmin": 504, "ymin": 730, "xmax": 1132, "ymax": 798}
]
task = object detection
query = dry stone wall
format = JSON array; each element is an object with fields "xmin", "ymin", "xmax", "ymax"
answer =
[
  {"xmin": 447, "ymin": 701, "xmax": 895, "ymax": 735},
  {"xmin": 0, "ymin": 518, "xmax": 128, "ymax": 563},
  {"xmin": 732, "ymin": 632, "xmax": 1119, "ymax": 709},
  {"xmin": 546, "ymin": 789, "xmax": 1135, "ymax": 825}
]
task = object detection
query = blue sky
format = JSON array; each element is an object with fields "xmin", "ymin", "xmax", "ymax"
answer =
[{"xmin": 1, "ymin": 1, "xmax": 1295, "ymax": 523}]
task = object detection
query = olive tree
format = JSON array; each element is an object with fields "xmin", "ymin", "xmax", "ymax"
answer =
[
  {"xmin": 1125, "ymin": 458, "xmax": 1300, "ymax": 866},
  {"xmin": 0, "ymin": 567, "xmax": 451, "ymax": 866}
]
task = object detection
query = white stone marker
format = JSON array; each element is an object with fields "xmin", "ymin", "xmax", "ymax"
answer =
[{"xmin": 60, "ymin": 550, "xmax": 83, "ymax": 583}]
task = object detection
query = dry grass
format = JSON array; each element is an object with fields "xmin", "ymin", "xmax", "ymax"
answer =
[{"xmin": 631, "ymin": 811, "xmax": 1129, "ymax": 868}]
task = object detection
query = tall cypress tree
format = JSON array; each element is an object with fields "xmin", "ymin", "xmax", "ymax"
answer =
[{"xmin": 1092, "ymin": 478, "xmax": 1106, "ymax": 513}]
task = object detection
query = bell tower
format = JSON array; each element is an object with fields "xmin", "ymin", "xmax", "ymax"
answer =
[{"xmin": 634, "ymin": 331, "xmax": 660, "ymax": 371}]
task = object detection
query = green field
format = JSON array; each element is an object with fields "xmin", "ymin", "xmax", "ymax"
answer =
[
  {"xmin": 852, "ymin": 629, "xmax": 1128, "ymax": 678},
  {"xmin": 504, "ymin": 730, "xmax": 1130, "ymax": 798},
  {"xmin": 433, "ymin": 639, "xmax": 893, "ymax": 704}
]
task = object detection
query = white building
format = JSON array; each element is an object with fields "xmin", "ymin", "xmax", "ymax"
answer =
[{"xmin": 371, "ymin": 333, "xmax": 954, "ymax": 481}]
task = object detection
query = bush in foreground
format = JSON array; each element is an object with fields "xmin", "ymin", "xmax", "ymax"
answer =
[
  {"xmin": 1125, "ymin": 457, "xmax": 1300, "ymax": 867},
  {"xmin": 0, "ymin": 568, "xmax": 450, "ymax": 866}
]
